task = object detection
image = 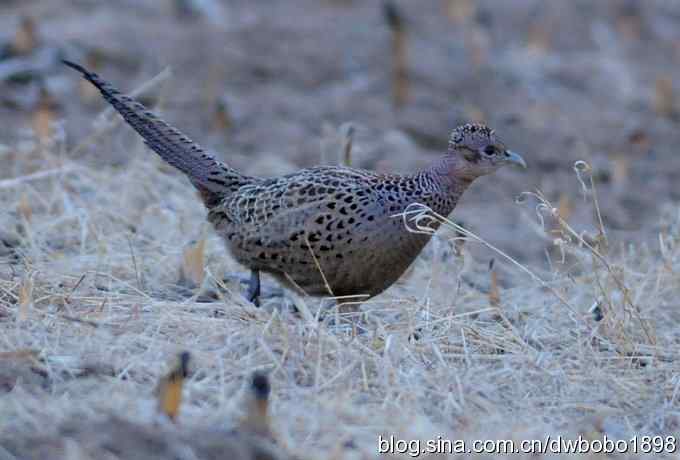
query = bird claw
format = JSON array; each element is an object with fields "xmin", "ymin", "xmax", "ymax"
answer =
[{"xmin": 245, "ymin": 270, "xmax": 261, "ymax": 307}]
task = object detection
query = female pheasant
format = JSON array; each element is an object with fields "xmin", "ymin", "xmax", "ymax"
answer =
[{"xmin": 64, "ymin": 61, "xmax": 526, "ymax": 305}]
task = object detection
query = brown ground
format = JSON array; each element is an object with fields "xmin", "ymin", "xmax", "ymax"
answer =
[{"xmin": 1, "ymin": 1, "xmax": 680, "ymax": 459}]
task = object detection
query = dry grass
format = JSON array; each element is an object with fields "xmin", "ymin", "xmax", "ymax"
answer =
[{"xmin": 1, "ymin": 122, "xmax": 679, "ymax": 460}]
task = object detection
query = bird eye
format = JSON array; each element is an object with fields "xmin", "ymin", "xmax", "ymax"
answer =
[{"xmin": 483, "ymin": 145, "xmax": 496, "ymax": 156}]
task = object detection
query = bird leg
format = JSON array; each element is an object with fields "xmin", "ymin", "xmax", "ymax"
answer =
[{"xmin": 246, "ymin": 269, "xmax": 261, "ymax": 307}]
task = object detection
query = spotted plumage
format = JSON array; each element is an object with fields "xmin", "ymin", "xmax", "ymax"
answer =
[{"xmin": 64, "ymin": 60, "xmax": 526, "ymax": 304}]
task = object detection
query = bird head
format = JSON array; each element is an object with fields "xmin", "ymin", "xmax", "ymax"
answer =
[{"xmin": 447, "ymin": 123, "xmax": 526, "ymax": 180}]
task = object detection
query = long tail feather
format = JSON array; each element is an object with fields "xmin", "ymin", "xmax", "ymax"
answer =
[{"xmin": 63, "ymin": 60, "xmax": 248, "ymax": 203}]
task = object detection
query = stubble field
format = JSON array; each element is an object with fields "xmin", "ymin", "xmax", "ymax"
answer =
[{"xmin": 1, "ymin": 1, "xmax": 680, "ymax": 458}]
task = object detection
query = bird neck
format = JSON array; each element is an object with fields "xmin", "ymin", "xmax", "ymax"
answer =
[{"xmin": 412, "ymin": 155, "xmax": 475, "ymax": 215}]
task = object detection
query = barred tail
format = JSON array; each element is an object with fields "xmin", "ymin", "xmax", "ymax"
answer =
[{"xmin": 63, "ymin": 60, "xmax": 248, "ymax": 204}]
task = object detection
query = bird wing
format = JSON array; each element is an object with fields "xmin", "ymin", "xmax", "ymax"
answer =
[{"xmin": 217, "ymin": 166, "xmax": 387, "ymax": 251}]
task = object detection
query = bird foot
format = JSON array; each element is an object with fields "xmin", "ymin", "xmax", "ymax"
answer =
[{"xmin": 245, "ymin": 270, "xmax": 261, "ymax": 307}]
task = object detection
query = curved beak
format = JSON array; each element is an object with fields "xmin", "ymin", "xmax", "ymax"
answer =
[{"xmin": 505, "ymin": 150, "xmax": 527, "ymax": 169}]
